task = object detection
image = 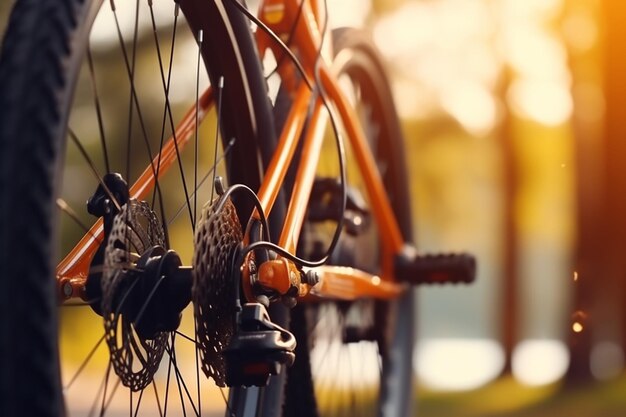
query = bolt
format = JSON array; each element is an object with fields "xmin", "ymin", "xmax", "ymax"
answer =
[
  {"xmin": 304, "ymin": 270, "xmax": 320, "ymax": 286},
  {"xmin": 256, "ymin": 295, "xmax": 270, "ymax": 308},
  {"xmin": 62, "ymin": 281, "xmax": 73, "ymax": 299},
  {"xmin": 214, "ymin": 176, "xmax": 226, "ymax": 196}
]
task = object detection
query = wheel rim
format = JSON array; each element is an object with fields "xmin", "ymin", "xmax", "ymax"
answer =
[{"xmin": 286, "ymin": 32, "xmax": 414, "ymax": 417}]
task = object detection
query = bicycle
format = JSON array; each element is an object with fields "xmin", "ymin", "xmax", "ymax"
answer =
[{"xmin": 0, "ymin": 0, "xmax": 475, "ymax": 416}]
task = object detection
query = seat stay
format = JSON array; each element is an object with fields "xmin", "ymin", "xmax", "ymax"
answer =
[{"xmin": 244, "ymin": 0, "xmax": 407, "ymax": 302}]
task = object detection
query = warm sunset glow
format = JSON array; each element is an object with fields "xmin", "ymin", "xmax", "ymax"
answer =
[
  {"xmin": 373, "ymin": 0, "xmax": 500, "ymax": 132},
  {"xmin": 415, "ymin": 339, "xmax": 504, "ymax": 391},
  {"xmin": 373, "ymin": 0, "xmax": 574, "ymax": 129},
  {"xmin": 508, "ymin": 79, "xmax": 573, "ymax": 126},
  {"xmin": 512, "ymin": 340, "xmax": 569, "ymax": 386},
  {"xmin": 441, "ymin": 81, "xmax": 498, "ymax": 135},
  {"xmin": 328, "ymin": 0, "xmax": 371, "ymax": 28}
]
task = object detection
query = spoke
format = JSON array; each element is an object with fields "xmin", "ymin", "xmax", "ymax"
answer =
[
  {"xmin": 210, "ymin": 76, "xmax": 225, "ymax": 203},
  {"xmin": 167, "ymin": 138, "xmax": 235, "ymax": 226},
  {"xmin": 110, "ymin": 0, "xmax": 163, "ymax": 197},
  {"xmin": 133, "ymin": 275, "xmax": 165, "ymax": 329},
  {"xmin": 316, "ymin": 307, "xmax": 343, "ymax": 366},
  {"xmin": 150, "ymin": 0, "xmax": 178, "ymax": 209},
  {"xmin": 194, "ymin": 333, "xmax": 201, "ymax": 416},
  {"xmin": 132, "ymin": 386, "xmax": 146, "ymax": 417},
  {"xmin": 127, "ymin": 326, "xmax": 149, "ymax": 368},
  {"xmin": 174, "ymin": 331, "xmax": 197, "ymax": 345},
  {"xmin": 165, "ymin": 342, "xmax": 200, "ymax": 417},
  {"xmin": 87, "ymin": 44, "xmax": 110, "ymax": 174},
  {"xmin": 163, "ymin": 334, "xmax": 174, "ymax": 416},
  {"xmin": 56, "ymin": 198, "xmax": 103, "ymax": 244},
  {"xmin": 101, "ymin": 378, "xmax": 122, "ymax": 417},
  {"xmin": 219, "ymin": 387, "xmax": 236, "ymax": 417},
  {"xmin": 313, "ymin": 305, "xmax": 345, "ymax": 396},
  {"xmin": 146, "ymin": 0, "xmax": 194, "ymax": 231},
  {"xmin": 360, "ymin": 342, "xmax": 369, "ymax": 415},
  {"xmin": 111, "ymin": 0, "xmax": 139, "ymax": 180},
  {"xmin": 175, "ymin": 365, "xmax": 188, "ymax": 417},
  {"xmin": 194, "ymin": 322, "xmax": 201, "ymax": 415},
  {"xmin": 145, "ymin": 0, "xmax": 174, "ymax": 249},
  {"xmin": 63, "ymin": 334, "xmax": 106, "ymax": 391},
  {"xmin": 92, "ymin": 361, "xmax": 115, "ymax": 417},
  {"xmin": 124, "ymin": 0, "xmax": 140, "ymax": 182},
  {"xmin": 190, "ymin": 39, "xmax": 204, "ymax": 400},
  {"xmin": 347, "ymin": 343, "xmax": 355, "ymax": 417},
  {"xmin": 194, "ymin": 30, "xmax": 203, "ymax": 229},
  {"xmin": 68, "ymin": 128, "xmax": 121, "ymax": 211},
  {"xmin": 338, "ymin": 345, "xmax": 349, "ymax": 414},
  {"xmin": 86, "ymin": 361, "xmax": 109, "ymax": 417},
  {"xmin": 113, "ymin": 274, "xmax": 142, "ymax": 316},
  {"xmin": 152, "ymin": 381, "xmax": 165, "ymax": 417}
]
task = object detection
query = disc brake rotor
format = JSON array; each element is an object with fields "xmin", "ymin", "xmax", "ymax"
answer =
[
  {"xmin": 101, "ymin": 199, "xmax": 167, "ymax": 392},
  {"xmin": 193, "ymin": 197, "xmax": 242, "ymax": 387}
]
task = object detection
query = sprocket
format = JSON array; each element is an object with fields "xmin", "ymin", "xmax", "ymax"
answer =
[{"xmin": 192, "ymin": 197, "xmax": 243, "ymax": 387}]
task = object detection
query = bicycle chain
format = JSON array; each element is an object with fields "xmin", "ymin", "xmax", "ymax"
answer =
[
  {"xmin": 193, "ymin": 197, "xmax": 242, "ymax": 387},
  {"xmin": 101, "ymin": 199, "xmax": 167, "ymax": 392}
]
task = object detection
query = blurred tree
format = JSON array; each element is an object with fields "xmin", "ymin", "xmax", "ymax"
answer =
[
  {"xmin": 496, "ymin": 67, "xmax": 519, "ymax": 375},
  {"xmin": 566, "ymin": 0, "xmax": 614, "ymax": 385},
  {"xmin": 597, "ymin": 0, "xmax": 626, "ymax": 380}
]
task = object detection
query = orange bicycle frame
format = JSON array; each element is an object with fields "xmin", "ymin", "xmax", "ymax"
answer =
[{"xmin": 56, "ymin": 0, "xmax": 408, "ymax": 302}]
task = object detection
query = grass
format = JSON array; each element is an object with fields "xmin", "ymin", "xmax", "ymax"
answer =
[{"xmin": 418, "ymin": 374, "xmax": 626, "ymax": 417}]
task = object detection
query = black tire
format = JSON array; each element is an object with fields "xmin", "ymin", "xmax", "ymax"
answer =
[
  {"xmin": 284, "ymin": 28, "xmax": 415, "ymax": 417},
  {"xmin": 0, "ymin": 0, "xmax": 282, "ymax": 416}
]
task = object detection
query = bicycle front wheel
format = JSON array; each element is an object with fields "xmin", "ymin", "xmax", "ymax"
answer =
[
  {"xmin": 284, "ymin": 28, "xmax": 415, "ymax": 417},
  {"xmin": 0, "ymin": 0, "xmax": 283, "ymax": 416}
]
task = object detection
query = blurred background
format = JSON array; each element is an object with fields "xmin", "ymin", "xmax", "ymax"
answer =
[{"xmin": 2, "ymin": 0, "xmax": 626, "ymax": 415}]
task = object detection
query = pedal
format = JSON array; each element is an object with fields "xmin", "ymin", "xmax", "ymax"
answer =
[
  {"xmin": 395, "ymin": 246, "xmax": 476, "ymax": 285},
  {"xmin": 223, "ymin": 303, "xmax": 296, "ymax": 387}
]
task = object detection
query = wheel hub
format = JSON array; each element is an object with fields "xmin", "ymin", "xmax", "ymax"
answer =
[{"xmin": 84, "ymin": 175, "xmax": 191, "ymax": 391}]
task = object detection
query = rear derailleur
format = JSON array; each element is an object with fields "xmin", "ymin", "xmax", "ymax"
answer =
[{"xmin": 224, "ymin": 302, "xmax": 296, "ymax": 387}]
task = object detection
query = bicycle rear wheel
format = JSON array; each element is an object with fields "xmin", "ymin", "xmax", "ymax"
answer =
[
  {"xmin": 0, "ymin": 0, "xmax": 283, "ymax": 416},
  {"xmin": 284, "ymin": 28, "xmax": 415, "ymax": 417}
]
